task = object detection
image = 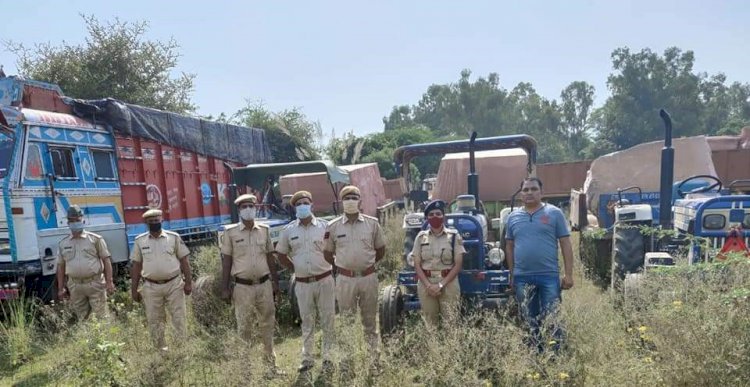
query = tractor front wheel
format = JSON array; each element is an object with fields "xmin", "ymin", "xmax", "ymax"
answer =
[{"xmin": 379, "ymin": 285, "xmax": 404, "ymax": 337}]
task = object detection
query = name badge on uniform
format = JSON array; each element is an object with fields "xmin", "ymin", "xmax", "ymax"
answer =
[
  {"xmin": 290, "ymin": 236, "xmax": 299, "ymax": 241},
  {"xmin": 235, "ymin": 238, "xmax": 245, "ymax": 243},
  {"xmin": 142, "ymin": 246, "xmax": 151, "ymax": 250},
  {"xmin": 63, "ymin": 246, "xmax": 73, "ymax": 250},
  {"xmin": 337, "ymin": 234, "xmax": 346, "ymax": 239}
]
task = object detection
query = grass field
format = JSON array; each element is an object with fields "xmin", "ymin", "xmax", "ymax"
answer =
[{"xmin": 1, "ymin": 218, "xmax": 748, "ymax": 386}]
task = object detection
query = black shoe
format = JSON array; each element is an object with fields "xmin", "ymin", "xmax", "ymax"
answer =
[{"xmin": 298, "ymin": 362, "xmax": 313, "ymax": 373}]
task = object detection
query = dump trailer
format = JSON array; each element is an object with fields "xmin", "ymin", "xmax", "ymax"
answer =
[{"xmin": 0, "ymin": 76, "xmax": 271, "ymax": 300}]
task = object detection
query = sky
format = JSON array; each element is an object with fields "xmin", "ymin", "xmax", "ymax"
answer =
[{"xmin": 1, "ymin": 0, "xmax": 749, "ymax": 139}]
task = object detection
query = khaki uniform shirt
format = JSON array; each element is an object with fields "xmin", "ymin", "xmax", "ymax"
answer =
[
  {"xmin": 130, "ymin": 230, "xmax": 190, "ymax": 280},
  {"xmin": 411, "ymin": 228, "xmax": 465, "ymax": 270},
  {"xmin": 58, "ymin": 231, "xmax": 110, "ymax": 278},
  {"xmin": 220, "ymin": 222, "xmax": 273, "ymax": 280},
  {"xmin": 324, "ymin": 214, "xmax": 385, "ymax": 271},
  {"xmin": 276, "ymin": 217, "xmax": 331, "ymax": 277}
]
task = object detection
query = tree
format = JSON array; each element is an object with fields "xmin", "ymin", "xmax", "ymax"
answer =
[
  {"xmin": 382, "ymin": 70, "xmax": 579, "ymax": 163},
  {"xmin": 230, "ymin": 101, "xmax": 323, "ymax": 162},
  {"xmin": 6, "ymin": 15, "xmax": 196, "ymax": 113},
  {"xmin": 560, "ymin": 81, "xmax": 595, "ymax": 157},
  {"xmin": 587, "ymin": 47, "xmax": 750, "ymax": 158}
]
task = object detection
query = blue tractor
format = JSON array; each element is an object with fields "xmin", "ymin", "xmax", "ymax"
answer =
[
  {"xmin": 379, "ymin": 132, "xmax": 538, "ymax": 334},
  {"xmin": 572, "ymin": 110, "xmax": 750, "ymax": 292}
]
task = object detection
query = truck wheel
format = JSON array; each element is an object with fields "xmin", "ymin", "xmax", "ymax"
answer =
[
  {"xmin": 379, "ymin": 285, "xmax": 403, "ymax": 337},
  {"xmin": 611, "ymin": 224, "xmax": 645, "ymax": 290}
]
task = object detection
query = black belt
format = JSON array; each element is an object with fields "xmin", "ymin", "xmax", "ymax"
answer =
[
  {"xmin": 144, "ymin": 275, "xmax": 180, "ymax": 285},
  {"xmin": 234, "ymin": 274, "xmax": 270, "ymax": 286},
  {"xmin": 296, "ymin": 271, "xmax": 332, "ymax": 283}
]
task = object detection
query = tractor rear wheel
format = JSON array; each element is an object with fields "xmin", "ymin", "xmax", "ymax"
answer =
[
  {"xmin": 611, "ymin": 224, "xmax": 645, "ymax": 290},
  {"xmin": 379, "ymin": 285, "xmax": 404, "ymax": 337}
]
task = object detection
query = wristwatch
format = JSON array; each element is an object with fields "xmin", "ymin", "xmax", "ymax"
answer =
[{"xmin": 438, "ymin": 282, "xmax": 444, "ymax": 290}]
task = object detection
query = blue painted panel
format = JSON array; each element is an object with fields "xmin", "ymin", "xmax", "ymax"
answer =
[{"xmin": 32, "ymin": 197, "xmax": 58, "ymax": 230}]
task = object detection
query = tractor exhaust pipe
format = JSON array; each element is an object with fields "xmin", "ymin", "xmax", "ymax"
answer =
[
  {"xmin": 658, "ymin": 109, "xmax": 674, "ymax": 229},
  {"xmin": 468, "ymin": 131, "xmax": 479, "ymax": 203}
]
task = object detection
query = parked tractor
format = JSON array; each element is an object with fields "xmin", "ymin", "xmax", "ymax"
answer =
[
  {"xmin": 572, "ymin": 110, "xmax": 750, "ymax": 292},
  {"xmin": 379, "ymin": 132, "xmax": 538, "ymax": 335}
]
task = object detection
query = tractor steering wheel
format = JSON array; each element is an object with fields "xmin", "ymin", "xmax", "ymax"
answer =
[{"xmin": 676, "ymin": 175, "xmax": 723, "ymax": 198}]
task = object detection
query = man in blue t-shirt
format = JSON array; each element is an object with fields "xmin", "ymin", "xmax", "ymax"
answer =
[{"xmin": 505, "ymin": 177, "xmax": 574, "ymax": 353}]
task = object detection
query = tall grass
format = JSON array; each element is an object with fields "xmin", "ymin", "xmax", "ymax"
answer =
[
  {"xmin": 2, "ymin": 219, "xmax": 749, "ymax": 386},
  {"xmin": 0, "ymin": 297, "xmax": 37, "ymax": 369}
]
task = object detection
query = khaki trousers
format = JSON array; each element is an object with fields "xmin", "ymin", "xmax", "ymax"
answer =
[
  {"xmin": 296, "ymin": 275, "xmax": 335, "ymax": 365},
  {"xmin": 68, "ymin": 275, "xmax": 107, "ymax": 320},
  {"xmin": 141, "ymin": 277, "xmax": 187, "ymax": 349},
  {"xmin": 336, "ymin": 274, "xmax": 379, "ymax": 352},
  {"xmin": 417, "ymin": 278, "xmax": 460, "ymax": 327},
  {"xmin": 233, "ymin": 281, "xmax": 276, "ymax": 364}
]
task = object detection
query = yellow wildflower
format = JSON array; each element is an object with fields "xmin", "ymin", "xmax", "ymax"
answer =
[
  {"xmin": 559, "ymin": 372, "xmax": 570, "ymax": 380},
  {"xmin": 643, "ymin": 356, "xmax": 653, "ymax": 363},
  {"xmin": 638, "ymin": 326, "xmax": 648, "ymax": 333},
  {"xmin": 548, "ymin": 340, "xmax": 557, "ymax": 346}
]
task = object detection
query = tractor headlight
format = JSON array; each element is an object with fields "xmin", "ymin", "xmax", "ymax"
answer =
[
  {"xmin": 406, "ymin": 252, "xmax": 415, "ymax": 267},
  {"xmin": 487, "ymin": 247, "xmax": 504, "ymax": 266}
]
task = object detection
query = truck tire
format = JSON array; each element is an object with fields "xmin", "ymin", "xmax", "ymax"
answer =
[
  {"xmin": 611, "ymin": 224, "xmax": 645, "ymax": 290},
  {"xmin": 379, "ymin": 285, "xmax": 403, "ymax": 337}
]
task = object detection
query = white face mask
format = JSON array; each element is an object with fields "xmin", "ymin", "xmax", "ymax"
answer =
[
  {"xmin": 343, "ymin": 199, "xmax": 360, "ymax": 214},
  {"xmin": 239, "ymin": 207, "xmax": 256, "ymax": 221},
  {"xmin": 295, "ymin": 204, "xmax": 312, "ymax": 219}
]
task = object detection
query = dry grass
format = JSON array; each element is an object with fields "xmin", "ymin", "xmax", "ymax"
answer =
[{"xmin": 1, "ymin": 221, "xmax": 749, "ymax": 386}]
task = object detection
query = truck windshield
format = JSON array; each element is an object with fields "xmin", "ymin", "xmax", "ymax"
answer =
[{"xmin": 0, "ymin": 134, "xmax": 13, "ymax": 179}]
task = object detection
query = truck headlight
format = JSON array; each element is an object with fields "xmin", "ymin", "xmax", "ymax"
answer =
[{"xmin": 488, "ymin": 248, "xmax": 504, "ymax": 266}]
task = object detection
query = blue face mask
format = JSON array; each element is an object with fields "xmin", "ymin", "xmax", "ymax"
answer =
[
  {"xmin": 295, "ymin": 204, "xmax": 312, "ymax": 219},
  {"xmin": 69, "ymin": 222, "xmax": 84, "ymax": 232}
]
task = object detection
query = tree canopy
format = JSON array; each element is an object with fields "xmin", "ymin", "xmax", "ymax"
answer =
[{"xmin": 6, "ymin": 15, "xmax": 196, "ymax": 113}]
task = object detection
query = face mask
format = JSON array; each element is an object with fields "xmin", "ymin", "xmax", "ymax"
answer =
[
  {"xmin": 69, "ymin": 222, "xmax": 84, "ymax": 233},
  {"xmin": 148, "ymin": 222, "xmax": 162, "ymax": 233},
  {"xmin": 428, "ymin": 217, "xmax": 444, "ymax": 229},
  {"xmin": 343, "ymin": 199, "xmax": 359, "ymax": 214},
  {"xmin": 295, "ymin": 204, "xmax": 312, "ymax": 219},
  {"xmin": 239, "ymin": 207, "xmax": 256, "ymax": 221}
]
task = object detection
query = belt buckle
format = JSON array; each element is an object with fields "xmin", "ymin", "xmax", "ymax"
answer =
[{"xmin": 354, "ymin": 270, "xmax": 363, "ymax": 277}]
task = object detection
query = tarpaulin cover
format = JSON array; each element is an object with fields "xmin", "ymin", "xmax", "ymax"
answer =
[
  {"xmin": 71, "ymin": 98, "xmax": 271, "ymax": 164},
  {"xmin": 432, "ymin": 149, "xmax": 529, "ymax": 202},
  {"xmin": 382, "ymin": 178, "xmax": 407, "ymax": 202},
  {"xmin": 234, "ymin": 161, "xmax": 350, "ymax": 192},
  {"xmin": 279, "ymin": 163, "xmax": 387, "ymax": 216},
  {"xmin": 583, "ymin": 136, "xmax": 717, "ymax": 218},
  {"xmin": 706, "ymin": 128, "xmax": 750, "ymax": 151}
]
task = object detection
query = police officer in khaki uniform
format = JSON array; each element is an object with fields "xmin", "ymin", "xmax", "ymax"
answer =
[
  {"xmin": 56, "ymin": 205, "xmax": 115, "ymax": 320},
  {"xmin": 276, "ymin": 190, "xmax": 335, "ymax": 373},
  {"xmin": 220, "ymin": 194, "xmax": 283, "ymax": 375},
  {"xmin": 323, "ymin": 186, "xmax": 385, "ymax": 354},
  {"xmin": 411, "ymin": 200, "xmax": 465, "ymax": 327},
  {"xmin": 130, "ymin": 209, "xmax": 193, "ymax": 350}
]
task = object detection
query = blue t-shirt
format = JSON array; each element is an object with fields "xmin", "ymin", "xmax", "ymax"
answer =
[{"xmin": 505, "ymin": 203, "xmax": 570, "ymax": 276}]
